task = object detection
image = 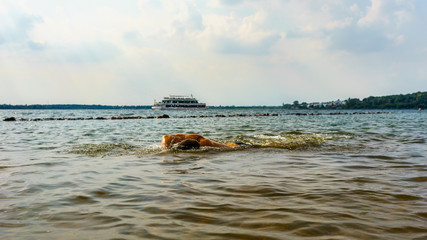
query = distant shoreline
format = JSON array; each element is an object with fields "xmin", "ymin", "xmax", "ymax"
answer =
[
  {"xmin": 0, "ymin": 104, "xmax": 284, "ymax": 110},
  {"xmin": 1, "ymin": 91, "xmax": 425, "ymax": 110},
  {"xmin": 0, "ymin": 105, "xmax": 423, "ymax": 110},
  {"xmin": 0, "ymin": 104, "xmax": 153, "ymax": 110}
]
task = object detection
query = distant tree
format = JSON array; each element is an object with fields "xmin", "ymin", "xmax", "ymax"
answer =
[
  {"xmin": 342, "ymin": 92, "xmax": 426, "ymax": 109},
  {"xmin": 301, "ymin": 102, "xmax": 308, "ymax": 108},
  {"xmin": 344, "ymin": 98, "xmax": 361, "ymax": 109}
]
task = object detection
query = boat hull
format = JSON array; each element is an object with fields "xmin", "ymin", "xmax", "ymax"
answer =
[{"xmin": 152, "ymin": 105, "xmax": 208, "ymax": 110}]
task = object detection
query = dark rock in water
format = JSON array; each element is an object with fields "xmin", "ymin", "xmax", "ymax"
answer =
[
  {"xmin": 176, "ymin": 139, "xmax": 200, "ymax": 150},
  {"xmin": 156, "ymin": 114, "xmax": 170, "ymax": 118},
  {"xmin": 3, "ymin": 117, "xmax": 16, "ymax": 121}
]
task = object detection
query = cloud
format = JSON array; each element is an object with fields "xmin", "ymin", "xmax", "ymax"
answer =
[
  {"xmin": 387, "ymin": 33, "xmax": 405, "ymax": 46},
  {"xmin": 277, "ymin": 0, "xmax": 416, "ymax": 54},
  {"xmin": 358, "ymin": 0, "xmax": 415, "ymax": 27},
  {"xmin": 209, "ymin": 0, "xmax": 246, "ymax": 7},
  {"xmin": 0, "ymin": 0, "xmax": 425, "ymax": 105},
  {"xmin": 137, "ymin": 1, "xmax": 197, "ymax": 38},
  {"xmin": 53, "ymin": 41, "xmax": 122, "ymax": 63},
  {"xmin": 0, "ymin": 2, "xmax": 43, "ymax": 46},
  {"xmin": 329, "ymin": 26, "xmax": 389, "ymax": 53},
  {"xmin": 169, "ymin": 2, "xmax": 204, "ymax": 36},
  {"xmin": 27, "ymin": 40, "xmax": 46, "ymax": 50},
  {"xmin": 325, "ymin": 18, "xmax": 353, "ymax": 30},
  {"xmin": 208, "ymin": 34, "xmax": 281, "ymax": 55},
  {"xmin": 198, "ymin": 10, "xmax": 281, "ymax": 55},
  {"xmin": 358, "ymin": 0, "xmax": 384, "ymax": 26},
  {"xmin": 136, "ymin": 1, "xmax": 282, "ymax": 55},
  {"xmin": 218, "ymin": 0, "xmax": 245, "ymax": 6}
]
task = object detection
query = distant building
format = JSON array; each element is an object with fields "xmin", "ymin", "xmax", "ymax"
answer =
[{"xmin": 308, "ymin": 99, "xmax": 345, "ymax": 108}]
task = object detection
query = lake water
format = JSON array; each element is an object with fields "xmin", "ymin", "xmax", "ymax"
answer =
[{"xmin": 1, "ymin": 109, "xmax": 426, "ymax": 240}]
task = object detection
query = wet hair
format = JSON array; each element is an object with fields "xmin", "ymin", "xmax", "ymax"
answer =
[
  {"xmin": 176, "ymin": 139, "xmax": 201, "ymax": 150},
  {"xmin": 234, "ymin": 142, "xmax": 249, "ymax": 146}
]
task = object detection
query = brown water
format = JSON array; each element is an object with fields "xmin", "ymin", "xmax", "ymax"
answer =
[{"xmin": 1, "ymin": 109, "xmax": 426, "ymax": 239}]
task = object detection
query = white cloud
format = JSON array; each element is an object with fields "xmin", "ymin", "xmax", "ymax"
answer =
[
  {"xmin": 387, "ymin": 33, "xmax": 405, "ymax": 45},
  {"xmin": 0, "ymin": 2, "xmax": 43, "ymax": 46},
  {"xmin": 358, "ymin": 0, "xmax": 415, "ymax": 27},
  {"xmin": 198, "ymin": 10, "xmax": 281, "ymax": 55},
  {"xmin": 350, "ymin": 3, "xmax": 360, "ymax": 14},
  {"xmin": 394, "ymin": 10, "xmax": 412, "ymax": 27},
  {"xmin": 0, "ymin": 3, "xmax": 6, "ymax": 13},
  {"xmin": 358, "ymin": 0, "xmax": 385, "ymax": 26},
  {"xmin": 325, "ymin": 18, "xmax": 353, "ymax": 30},
  {"xmin": 168, "ymin": 2, "xmax": 204, "ymax": 37},
  {"xmin": 53, "ymin": 41, "xmax": 122, "ymax": 63}
]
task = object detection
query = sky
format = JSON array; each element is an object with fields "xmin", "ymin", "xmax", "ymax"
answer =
[{"xmin": 0, "ymin": 0, "xmax": 426, "ymax": 106}]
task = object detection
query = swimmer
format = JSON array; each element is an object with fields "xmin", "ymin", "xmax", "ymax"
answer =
[{"xmin": 161, "ymin": 134, "xmax": 248, "ymax": 150}]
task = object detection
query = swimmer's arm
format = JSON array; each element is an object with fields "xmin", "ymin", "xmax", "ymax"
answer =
[
  {"xmin": 161, "ymin": 135, "xmax": 171, "ymax": 149},
  {"xmin": 199, "ymin": 138, "xmax": 232, "ymax": 148},
  {"xmin": 225, "ymin": 142, "xmax": 240, "ymax": 147}
]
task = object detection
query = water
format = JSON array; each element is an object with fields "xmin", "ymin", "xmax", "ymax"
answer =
[{"xmin": 1, "ymin": 109, "xmax": 426, "ymax": 240}]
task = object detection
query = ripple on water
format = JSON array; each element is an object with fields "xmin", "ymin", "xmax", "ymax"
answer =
[
  {"xmin": 0, "ymin": 222, "xmax": 27, "ymax": 228},
  {"xmin": 89, "ymin": 188, "xmax": 121, "ymax": 199},
  {"xmin": 62, "ymin": 195, "xmax": 99, "ymax": 205},
  {"xmin": 41, "ymin": 211, "xmax": 121, "ymax": 229},
  {"xmin": 118, "ymin": 175, "xmax": 142, "ymax": 182},
  {"xmin": 404, "ymin": 176, "xmax": 427, "ymax": 182}
]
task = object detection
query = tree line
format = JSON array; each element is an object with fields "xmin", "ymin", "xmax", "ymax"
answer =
[
  {"xmin": 344, "ymin": 91, "xmax": 426, "ymax": 109},
  {"xmin": 283, "ymin": 91, "xmax": 426, "ymax": 110}
]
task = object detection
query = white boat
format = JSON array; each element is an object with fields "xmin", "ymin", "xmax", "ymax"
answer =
[{"xmin": 152, "ymin": 94, "xmax": 208, "ymax": 110}]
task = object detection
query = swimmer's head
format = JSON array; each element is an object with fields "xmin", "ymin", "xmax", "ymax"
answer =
[{"xmin": 176, "ymin": 139, "xmax": 201, "ymax": 150}]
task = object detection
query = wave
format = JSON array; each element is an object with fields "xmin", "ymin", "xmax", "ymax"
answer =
[{"xmin": 234, "ymin": 133, "xmax": 326, "ymax": 150}]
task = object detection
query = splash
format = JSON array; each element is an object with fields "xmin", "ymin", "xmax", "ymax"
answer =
[
  {"xmin": 67, "ymin": 133, "xmax": 330, "ymax": 157},
  {"xmin": 238, "ymin": 133, "xmax": 326, "ymax": 150},
  {"xmin": 67, "ymin": 143, "xmax": 138, "ymax": 157}
]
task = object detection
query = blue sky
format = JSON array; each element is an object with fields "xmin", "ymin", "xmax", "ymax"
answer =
[{"xmin": 0, "ymin": 0, "xmax": 426, "ymax": 105}]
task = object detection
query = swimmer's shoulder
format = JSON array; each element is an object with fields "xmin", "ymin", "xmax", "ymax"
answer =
[{"xmin": 184, "ymin": 134, "xmax": 205, "ymax": 141}]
